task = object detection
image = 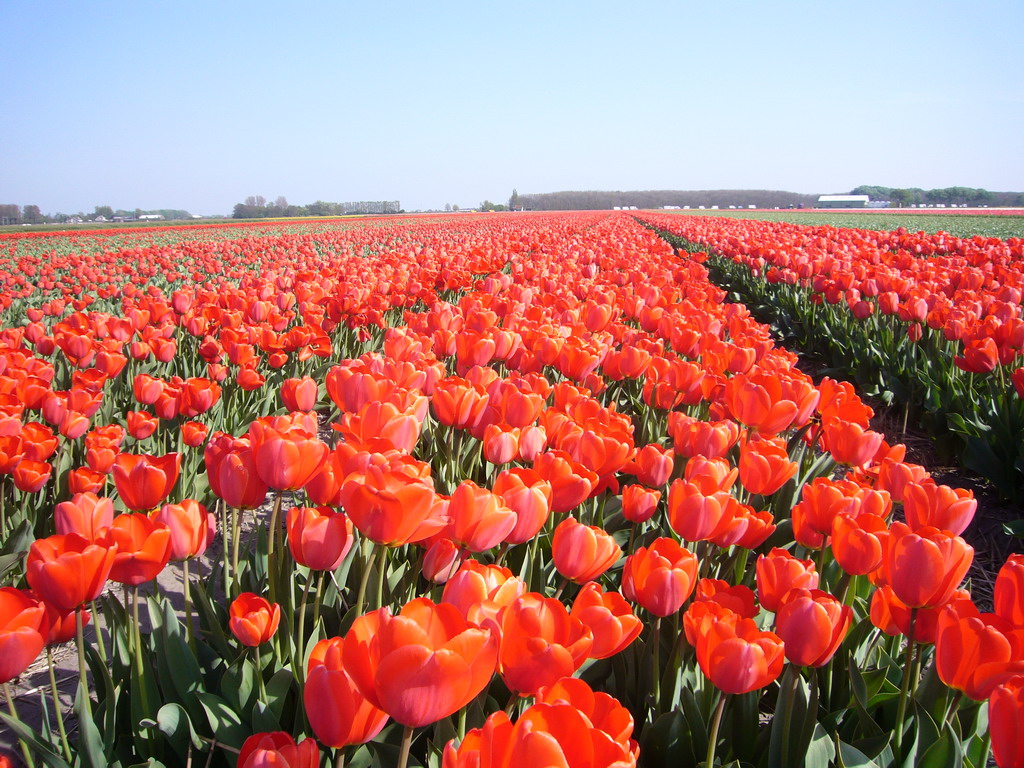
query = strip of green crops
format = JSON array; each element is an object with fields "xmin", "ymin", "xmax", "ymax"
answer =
[{"xmin": 665, "ymin": 209, "xmax": 1024, "ymax": 239}]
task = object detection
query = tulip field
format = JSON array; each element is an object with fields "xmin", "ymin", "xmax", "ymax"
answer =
[{"xmin": 1, "ymin": 211, "xmax": 1023, "ymax": 768}]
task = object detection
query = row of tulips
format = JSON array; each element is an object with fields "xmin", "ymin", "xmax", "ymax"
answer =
[
  {"xmin": 0, "ymin": 211, "xmax": 1021, "ymax": 768},
  {"xmin": 635, "ymin": 211, "xmax": 1024, "ymax": 500}
]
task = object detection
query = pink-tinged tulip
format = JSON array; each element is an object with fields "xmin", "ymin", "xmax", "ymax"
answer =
[
  {"xmin": 152, "ymin": 499, "xmax": 216, "ymax": 561},
  {"xmin": 492, "ymin": 468, "xmax": 552, "ymax": 546},
  {"xmin": 237, "ymin": 732, "xmax": 319, "ymax": 768},
  {"xmin": 0, "ymin": 588, "xmax": 46, "ymax": 684},
  {"xmin": 570, "ymin": 581, "xmax": 643, "ymax": 659},
  {"xmin": 775, "ymin": 589, "xmax": 852, "ymax": 667},
  {"xmin": 903, "ymin": 481, "xmax": 976, "ymax": 536},
  {"xmin": 304, "ymin": 637, "xmax": 389, "ymax": 747},
  {"xmin": 107, "ymin": 513, "xmax": 173, "ymax": 586},
  {"xmin": 552, "ymin": 516, "xmax": 621, "ymax": 584},
  {"xmin": 54, "ymin": 492, "xmax": 114, "ymax": 541},
  {"xmin": 756, "ymin": 548, "xmax": 819, "ymax": 613},
  {"xmin": 885, "ymin": 522, "xmax": 973, "ymax": 609},
  {"xmin": 622, "ymin": 538, "xmax": 698, "ymax": 617},
  {"xmin": 112, "ymin": 452, "xmax": 181, "ymax": 511},
  {"xmin": 286, "ymin": 506, "xmax": 354, "ymax": 571}
]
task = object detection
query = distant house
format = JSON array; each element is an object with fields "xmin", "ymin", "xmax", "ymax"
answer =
[
  {"xmin": 817, "ymin": 195, "xmax": 869, "ymax": 209},
  {"xmin": 138, "ymin": 214, "xmax": 164, "ymax": 220}
]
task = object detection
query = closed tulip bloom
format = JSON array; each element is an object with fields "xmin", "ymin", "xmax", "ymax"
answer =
[
  {"xmin": 152, "ymin": 499, "xmax": 216, "ymax": 561},
  {"xmin": 492, "ymin": 468, "xmax": 552, "ymax": 545},
  {"xmin": 230, "ymin": 593, "xmax": 281, "ymax": 647},
  {"xmin": 482, "ymin": 423, "xmax": 520, "ymax": 465},
  {"xmin": 822, "ymin": 419, "xmax": 885, "ymax": 467},
  {"xmin": 935, "ymin": 609, "xmax": 1024, "ymax": 701},
  {"xmin": 570, "ymin": 581, "xmax": 643, "ymax": 660},
  {"xmin": 995, "ymin": 555, "xmax": 1024, "ymax": 627},
  {"xmin": 669, "ymin": 413, "xmax": 741, "ymax": 459},
  {"xmin": 683, "ymin": 456, "xmax": 738, "ymax": 493},
  {"xmin": 629, "ymin": 443, "xmax": 674, "ymax": 487},
  {"xmin": 342, "ymin": 598, "xmax": 498, "ymax": 728},
  {"xmin": 422, "ymin": 538, "xmax": 463, "ymax": 585},
  {"xmin": 886, "ymin": 522, "xmax": 973, "ymax": 609},
  {"xmin": 723, "ymin": 373, "xmax": 799, "ymax": 436},
  {"xmin": 738, "ymin": 438, "xmax": 797, "ymax": 496},
  {"xmin": 552, "ymin": 516, "xmax": 621, "ymax": 584},
  {"xmin": 55, "ymin": 492, "xmax": 114, "ymax": 540},
  {"xmin": 536, "ymin": 677, "xmax": 638, "ymax": 756},
  {"xmin": 432, "ymin": 376, "xmax": 489, "ymax": 430},
  {"xmin": 621, "ymin": 484, "xmax": 660, "ymax": 524},
  {"xmin": 667, "ymin": 480, "xmax": 734, "ymax": 543},
  {"xmin": 0, "ymin": 587, "xmax": 46, "ymax": 684},
  {"xmin": 694, "ymin": 578, "xmax": 758, "ymax": 618},
  {"xmin": 14, "ymin": 459, "xmax": 51, "ymax": 493},
  {"xmin": 107, "ymin": 513, "xmax": 173, "ymax": 585},
  {"xmin": 249, "ymin": 413, "xmax": 328, "ymax": 491},
  {"xmin": 112, "ymin": 452, "xmax": 181, "ymax": 511},
  {"xmin": 903, "ymin": 481, "xmax": 977, "ymax": 536},
  {"xmin": 180, "ymin": 421, "xmax": 209, "ymax": 447},
  {"xmin": 498, "ymin": 593, "xmax": 593, "ymax": 696},
  {"xmin": 695, "ymin": 614, "xmax": 785, "ymax": 695},
  {"xmin": 622, "ymin": 538, "xmax": 698, "ymax": 617},
  {"xmin": 756, "ymin": 548, "xmax": 819, "ymax": 613},
  {"xmin": 26, "ymin": 532, "xmax": 117, "ymax": 612},
  {"xmin": 126, "ymin": 410, "xmax": 159, "ymax": 440},
  {"xmin": 67, "ymin": 466, "xmax": 106, "ymax": 494},
  {"xmin": 237, "ymin": 732, "xmax": 319, "ymax": 768},
  {"xmin": 206, "ymin": 436, "xmax": 269, "ymax": 510},
  {"xmin": 448, "ymin": 480, "xmax": 518, "ymax": 553},
  {"xmin": 304, "ymin": 637, "xmax": 389, "ymax": 747},
  {"xmin": 281, "ymin": 376, "xmax": 319, "ymax": 412},
  {"xmin": 775, "ymin": 589, "xmax": 852, "ymax": 667},
  {"xmin": 875, "ymin": 458, "xmax": 930, "ymax": 504},
  {"xmin": 990, "ymin": 676, "xmax": 1024, "ymax": 768},
  {"xmin": 286, "ymin": 506, "xmax": 354, "ymax": 571},
  {"xmin": 832, "ymin": 512, "xmax": 888, "ymax": 575}
]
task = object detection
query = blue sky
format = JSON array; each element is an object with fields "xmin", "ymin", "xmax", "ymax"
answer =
[{"xmin": 2, "ymin": 0, "xmax": 1021, "ymax": 214}]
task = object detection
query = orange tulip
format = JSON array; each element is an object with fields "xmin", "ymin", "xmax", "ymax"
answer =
[
  {"xmin": 668, "ymin": 413, "xmax": 742, "ymax": 459},
  {"xmin": 935, "ymin": 608, "xmax": 1024, "ymax": 701},
  {"xmin": 432, "ymin": 376, "xmax": 489, "ymax": 430},
  {"xmin": 107, "ymin": 513, "xmax": 173, "ymax": 585},
  {"xmin": 621, "ymin": 538, "xmax": 698, "ymax": 617},
  {"xmin": 738, "ymin": 437, "xmax": 797, "ymax": 496},
  {"xmin": 26, "ymin": 532, "xmax": 117, "ymax": 612},
  {"xmin": 990, "ymin": 675, "xmax": 1024, "ymax": 768},
  {"xmin": 903, "ymin": 481, "xmax": 976, "ymax": 536},
  {"xmin": 774, "ymin": 589, "xmax": 852, "ymax": 667},
  {"xmin": 667, "ymin": 479, "xmax": 734, "ymax": 543},
  {"xmin": 822, "ymin": 419, "xmax": 884, "ymax": 467},
  {"xmin": 111, "ymin": 452, "xmax": 181, "ymax": 511},
  {"xmin": 551, "ymin": 516, "xmax": 621, "ymax": 584},
  {"xmin": 442, "ymin": 560, "xmax": 526, "ymax": 631},
  {"xmin": 54, "ymin": 492, "xmax": 114, "ymax": 541},
  {"xmin": 885, "ymin": 522, "xmax": 973, "ymax": 609},
  {"xmin": 281, "ymin": 376, "xmax": 318, "ymax": 412},
  {"xmin": 304, "ymin": 637, "xmax": 389, "ymax": 747},
  {"xmin": 152, "ymin": 499, "xmax": 215, "ymax": 561},
  {"xmin": 343, "ymin": 598, "xmax": 498, "ymax": 727},
  {"xmin": 237, "ymin": 732, "xmax": 319, "ymax": 768},
  {"xmin": 287, "ymin": 506, "xmax": 354, "ymax": 571},
  {"xmin": 448, "ymin": 480, "xmax": 518, "ymax": 553},
  {"xmin": 205, "ymin": 434, "xmax": 269, "ymax": 510},
  {"xmin": 870, "ymin": 586, "xmax": 974, "ymax": 644},
  {"xmin": 340, "ymin": 465, "xmax": 445, "ymax": 546},
  {"xmin": 694, "ymin": 578, "xmax": 758, "ymax": 618},
  {"xmin": 995, "ymin": 555, "xmax": 1024, "ymax": 628},
  {"xmin": 229, "ymin": 593, "xmax": 281, "ymax": 647},
  {"xmin": 570, "ymin": 581, "xmax": 643, "ymax": 660},
  {"xmin": 621, "ymin": 484, "xmax": 660, "ymax": 524},
  {"xmin": 0, "ymin": 587, "xmax": 46, "ymax": 684},
  {"xmin": 492, "ymin": 468, "xmax": 552, "ymax": 545},
  {"xmin": 249, "ymin": 414, "xmax": 328, "ymax": 491},
  {"xmin": 533, "ymin": 450, "xmax": 598, "ymax": 514},
  {"xmin": 695, "ymin": 613, "xmax": 785, "ymax": 694},
  {"xmin": 755, "ymin": 548, "xmax": 819, "ymax": 613},
  {"xmin": 498, "ymin": 592, "xmax": 593, "ymax": 696}
]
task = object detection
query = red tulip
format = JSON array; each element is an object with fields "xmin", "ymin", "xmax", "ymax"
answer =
[
  {"xmin": 551, "ymin": 516, "xmax": 621, "ymax": 584},
  {"xmin": 694, "ymin": 612, "xmax": 785, "ymax": 694},
  {"xmin": 151, "ymin": 499, "xmax": 216, "ymax": 561},
  {"xmin": 774, "ymin": 589, "xmax": 852, "ymax": 667},
  {"xmin": 287, "ymin": 506, "xmax": 354, "ymax": 571},
  {"xmin": 995, "ymin": 555, "xmax": 1024, "ymax": 627},
  {"xmin": 237, "ymin": 732, "xmax": 319, "ymax": 768},
  {"xmin": 54, "ymin": 492, "xmax": 114, "ymax": 541},
  {"xmin": 304, "ymin": 637, "xmax": 389, "ymax": 747},
  {"xmin": 112, "ymin": 452, "xmax": 181, "ymax": 511},
  {"xmin": 885, "ymin": 522, "xmax": 973, "ymax": 609},
  {"xmin": 621, "ymin": 538, "xmax": 698, "ymax": 617},
  {"xmin": 0, "ymin": 587, "xmax": 46, "ymax": 683},
  {"xmin": 229, "ymin": 593, "xmax": 281, "ymax": 647},
  {"xmin": 448, "ymin": 480, "xmax": 518, "ymax": 553},
  {"xmin": 26, "ymin": 532, "xmax": 117, "ymax": 612},
  {"xmin": 755, "ymin": 548, "xmax": 819, "ymax": 613},
  {"xmin": 107, "ymin": 513, "xmax": 173, "ymax": 585},
  {"xmin": 570, "ymin": 581, "xmax": 642, "ymax": 660},
  {"xmin": 990, "ymin": 675, "xmax": 1024, "ymax": 768}
]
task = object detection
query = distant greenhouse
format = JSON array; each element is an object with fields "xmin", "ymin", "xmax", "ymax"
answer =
[{"xmin": 817, "ymin": 195, "xmax": 869, "ymax": 209}]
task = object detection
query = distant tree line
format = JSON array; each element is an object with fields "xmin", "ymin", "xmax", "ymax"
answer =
[
  {"xmin": 515, "ymin": 189, "xmax": 820, "ymax": 211},
  {"xmin": 231, "ymin": 196, "xmax": 402, "ymax": 219},
  {"xmin": 0, "ymin": 204, "xmax": 194, "ymax": 224},
  {"xmin": 850, "ymin": 186, "xmax": 1024, "ymax": 208}
]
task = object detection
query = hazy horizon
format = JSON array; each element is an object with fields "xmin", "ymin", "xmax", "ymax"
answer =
[{"xmin": 3, "ymin": 0, "xmax": 1022, "ymax": 216}]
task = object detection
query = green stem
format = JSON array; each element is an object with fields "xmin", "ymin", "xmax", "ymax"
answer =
[
  {"xmin": 296, "ymin": 572, "xmax": 313, "ymax": 682},
  {"xmin": 90, "ymin": 599, "xmax": 108, "ymax": 665},
  {"xmin": 334, "ymin": 749, "xmax": 346, "ymax": 768},
  {"xmin": 254, "ymin": 646, "xmax": 268, "ymax": 704},
  {"xmin": 552, "ymin": 576, "xmax": 570, "ymax": 600},
  {"xmin": 132, "ymin": 586, "xmax": 151, "ymax": 724},
  {"xmin": 231, "ymin": 506, "xmax": 243, "ymax": 598},
  {"xmin": 46, "ymin": 647, "xmax": 73, "ymax": 762},
  {"xmin": 375, "ymin": 545, "xmax": 389, "ymax": 610},
  {"xmin": 267, "ymin": 493, "xmax": 282, "ymax": 606},
  {"xmin": 944, "ymin": 690, "xmax": 963, "ymax": 727},
  {"xmin": 651, "ymin": 616, "xmax": 662, "ymax": 714},
  {"xmin": 312, "ymin": 570, "xmax": 326, "ymax": 634},
  {"xmin": 705, "ymin": 692, "xmax": 728, "ymax": 768},
  {"xmin": 75, "ymin": 606, "xmax": 94, "ymax": 722},
  {"xmin": 183, "ymin": 559, "xmax": 195, "ymax": 650},
  {"xmin": 893, "ymin": 608, "xmax": 918, "ymax": 758},
  {"xmin": 354, "ymin": 538, "xmax": 374, "ymax": 617},
  {"xmin": 396, "ymin": 725, "xmax": 415, "ymax": 768},
  {"xmin": 4, "ymin": 681, "xmax": 37, "ymax": 768}
]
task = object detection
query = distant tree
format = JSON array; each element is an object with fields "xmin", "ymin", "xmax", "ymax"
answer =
[
  {"xmin": 94, "ymin": 205, "xmax": 114, "ymax": 219},
  {"xmin": 0, "ymin": 204, "xmax": 21, "ymax": 225},
  {"xmin": 244, "ymin": 195, "xmax": 267, "ymax": 208},
  {"xmin": 274, "ymin": 196, "xmax": 288, "ymax": 209},
  {"xmin": 23, "ymin": 205, "xmax": 42, "ymax": 224},
  {"xmin": 452, "ymin": 204, "xmax": 460, "ymax": 212},
  {"xmin": 509, "ymin": 189, "xmax": 519, "ymax": 210},
  {"xmin": 479, "ymin": 200, "xmax": 495, "ymax": 211},
  {"xmin": 890, "ymin": 189, "xmax": 914, "ymax": 208},
  {"xmin": 444, "ymin": 203, "xmax": 452, "ymax": 212}
]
